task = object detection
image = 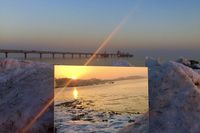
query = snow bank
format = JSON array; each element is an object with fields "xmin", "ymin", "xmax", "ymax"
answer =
[
  {"xmin": 119, "ymin": 57, "xmax": 200, "ymax": 133},
  {"xmin": 0, "ymin": 59, "xmax": 54, "ymax": 133},
  {"xmin": 148, "ymin": 57, "xmax": 200, "ymax": 133},
  {"xmin": 177, "ymin": 57, "xmax": 200, "ymax": 69}
]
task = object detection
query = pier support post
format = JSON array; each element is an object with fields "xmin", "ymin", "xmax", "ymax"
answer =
[
  {"xmin": 24, "ymin": 53, "xmax": 27, "ymax": 59},
  {"xmin": 79, "ymin": 54, "xmax": 81, "ymax": 58},
  {"xmin": 40, "ymin": 53, "xmax": 42, "ymax": 59},
  {"xmin": 52, "ymin": 53, "xmax": 55, "ymax": 59},
  {"xmin": 71, "ymin": 54, "xmax": 74, "ymax": 58},
  {"xmin": 62, "ymin": 54, "xmax": 65, "ymax": 59},
  {"xmin": 5, "ymin": 52, "xmax": 8, "ymax": 58}
]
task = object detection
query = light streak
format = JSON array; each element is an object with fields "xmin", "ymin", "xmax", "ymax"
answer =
[
  {"xmin": 18, "ymin": 1, "xmax": 143, "ymax": 132},
  {"xmin": 84, "ymin": 6, "xmax": 137, "ymax": 65}
]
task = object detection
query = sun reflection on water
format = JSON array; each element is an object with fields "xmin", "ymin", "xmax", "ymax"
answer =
[{"xmin": 73, "ymin": 87, "xmax": 78, "ymax": 99}]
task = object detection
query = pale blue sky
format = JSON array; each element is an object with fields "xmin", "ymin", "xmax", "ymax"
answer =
[{"xmin": 0, "ymin": 0, "xmax": 200, "ymax": 57}]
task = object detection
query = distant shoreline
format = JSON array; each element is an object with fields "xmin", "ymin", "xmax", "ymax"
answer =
[{"xmin": 55, "ymin": 76, "xmax": 147, "ymax": 88}]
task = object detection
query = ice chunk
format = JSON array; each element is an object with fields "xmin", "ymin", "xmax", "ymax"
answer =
[{"xmin": 0, "ymin": 59, "xmax": 54, "ymax": 133}]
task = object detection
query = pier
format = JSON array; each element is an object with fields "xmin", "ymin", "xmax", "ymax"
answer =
[{"xmin": 0, "ymin": 49, "xmax": 133, "ymax": 59}]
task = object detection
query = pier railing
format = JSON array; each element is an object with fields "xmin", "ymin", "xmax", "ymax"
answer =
[{"xmin": 0, "ymin": 49, "xmax": 133, "ymax": 59}]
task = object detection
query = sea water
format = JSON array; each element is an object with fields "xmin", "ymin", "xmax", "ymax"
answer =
[
  {"xmin": 54, "ymin": 78, "xmax": 148, "ymax": 132},
  {"xmin": 55, "ymin": 78, "xmax": 148, "ymax": 114}
]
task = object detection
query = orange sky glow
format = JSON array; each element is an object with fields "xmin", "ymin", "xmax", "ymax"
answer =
[{"xmin": 55, "ymin": 65, "xmax": 148, "ymax": 80}]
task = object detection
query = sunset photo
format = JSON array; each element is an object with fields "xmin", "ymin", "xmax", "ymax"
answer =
[{"xmin": 54, "ymin": 66, "xmax": 148, "ymax": 132}]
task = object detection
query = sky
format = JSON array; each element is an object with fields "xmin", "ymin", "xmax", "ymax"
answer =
[
  {"xmin": 0, "ymin": 0, "xmax": 200, "ymax": 58},
  {"xmin": 55, "ymin": 65, "xmax": 148, "ymax": 79}
]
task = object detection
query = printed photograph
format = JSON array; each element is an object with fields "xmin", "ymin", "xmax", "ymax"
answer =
[{"xmin": 54, "ymin": 66, "xmax": 148, "ymax": 133}]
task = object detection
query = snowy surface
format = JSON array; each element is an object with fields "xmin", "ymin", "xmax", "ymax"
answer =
[
  {"xmin": 177, "ymin": 57, "xmax": 200, "ymax": 69},
  {"xmin": 120, "ymin": 57, "xmax": 200, "ymax": 133},
  {"xmin": 148, "ymin": 58, "xmax": 200, "ymax": 133},
  {"xmin": 0, "ymin": 59, "xmax": 54, "ymax": 133},
  {"xmin": 55, "ymin": 99, "xmax": 141, "ymax": 133}
]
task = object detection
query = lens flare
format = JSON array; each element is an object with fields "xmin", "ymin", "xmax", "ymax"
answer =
[
  {"xmin": 85, "ymin": 13, "xmax": 130, "ymax": 65},
  {"xmin": 84, "ymin": 0, "xmax": 141, "ymax": 65},
  {"xmin": 18, "ymin": 1, "xmax": 143, "ymax": 132}
]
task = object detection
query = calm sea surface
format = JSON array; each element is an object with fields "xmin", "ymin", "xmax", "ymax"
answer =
[{"xmin": 55, "ymin": 79, "xmax": 148, "ymax": 114}]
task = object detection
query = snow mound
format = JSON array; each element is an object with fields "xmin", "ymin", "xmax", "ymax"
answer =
[
  {"xmin": 148, "ymin": 57, "xmax": 200, "ymax": 133},
  {"xmin": 0, "ymin": 59, "xmax": 54, "ymax": 133},
  {"xmin": 177, "ymin": 57, "xmax": 200, "ymax": 69}
]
